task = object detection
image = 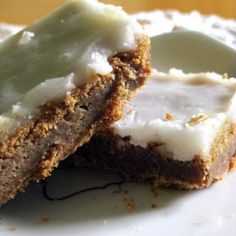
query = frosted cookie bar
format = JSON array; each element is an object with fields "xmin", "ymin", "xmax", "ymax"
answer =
[
  {"xmin": 0, "ymin": 0, "xmax": 150, "ymax": 204},
  {"xmin": 75, "ymin": 69, "xmax": 236, "ymax": 189}
]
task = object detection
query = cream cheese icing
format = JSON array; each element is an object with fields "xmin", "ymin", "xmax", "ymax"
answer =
[
  {"xmin": 112, "ymin": 69, "xmax": 236, "ymax": 161},
  {"xmin": 0, "ymin": 0, "xmax": 143, "ymax": 140}
]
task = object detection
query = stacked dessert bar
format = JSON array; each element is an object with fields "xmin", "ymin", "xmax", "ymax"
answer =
[
  {"xmin": 71, "ymin": 10, "xmax": 236, "ymax": 189},
  {"xmin": 75, "ymin": 69, "xmax": 236, "ymax": 189}
]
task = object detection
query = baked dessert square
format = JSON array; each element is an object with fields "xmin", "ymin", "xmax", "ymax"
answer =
[
  {"xmin": 74, "ymin": 69, "xmax": 236, "ymax": 189},
  {"xmin": 0, "ymin": 0, "xmax": 150, "ymax": 204}
]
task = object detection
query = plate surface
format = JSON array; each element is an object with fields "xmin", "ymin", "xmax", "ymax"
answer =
[
  {"xmin": 1, "ymin": 32, "xmax": 236, "ymax": 236},
  {"xmin": 151, "ymin": 31, "xmax": 236, "ymax": 77},
  {"xmin": 1, "ymin": 168, "xmax": 236, "ymax": 236}
]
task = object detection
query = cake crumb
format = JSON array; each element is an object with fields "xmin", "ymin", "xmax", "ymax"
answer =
[
  {"xmin": 165, "ymin": 112, "xmax": 175, "ymax": 121},
  {"xmin": 8, "ymin": 226, "xmax": 16, "ymax": 232},
  {"xmin": 126, "ymin": 199, "xmax": 135, "ymax": 212},
  {"xmin": 188, "ymin": 114, "xmax": 208, "ymax": 126},
  {"xmin": 40, "ymin": 217, "xmax": 50, "ymax": 224},
  {"xmin": 151, "ymin": 203, "xmax": 157, "ymax": 209}
]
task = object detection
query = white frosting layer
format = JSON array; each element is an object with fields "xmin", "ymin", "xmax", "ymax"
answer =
[
  {"xmin": 0, "ymin": 74, "xmax": 76, "ymax": 139},
  {"xmin": 0, "ymin": 0, "xmax": 142, "ymax": 139},
  {"xmin": 113, "ymin": 69, "xmax": 236, "ymax": 161}
]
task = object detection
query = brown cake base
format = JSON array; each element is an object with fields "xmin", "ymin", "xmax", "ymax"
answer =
[
  {"xmin": 72, "ymin": 121, "xmax": 236, "ymax": 190},
  {"xmin": 0, "ymin": 36, "xmax": 151, "ymax": 205}
]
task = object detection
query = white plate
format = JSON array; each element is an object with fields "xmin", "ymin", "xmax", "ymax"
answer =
[
  {"xmin": 1, "ymin": 168, "xmax": 236, "ymax": 236},
  {"xmin": 1, "ymin": 31, "xmax": 236, "ymax": 236},
  {"xmin": 151, "ymin": 31, "xmax": 236, "ymax": 77}
]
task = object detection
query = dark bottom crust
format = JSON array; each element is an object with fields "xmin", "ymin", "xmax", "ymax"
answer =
[
  {"xmin": 0, "ymin": 36, "xmax": 151, "ymax": 205},
  {"xmin": 72, "ymin": 121, "xmax": 236, "ymax": 190}
]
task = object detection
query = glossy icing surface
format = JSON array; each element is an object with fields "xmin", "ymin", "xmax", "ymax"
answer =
[{"xmin": 113, "ymin": 69, "xmax": 236, "ymax": 161}]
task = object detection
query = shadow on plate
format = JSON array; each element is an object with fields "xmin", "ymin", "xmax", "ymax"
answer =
[{"xmin": 1, "ymin": 167, "xmax": 191, "ymax": 227}]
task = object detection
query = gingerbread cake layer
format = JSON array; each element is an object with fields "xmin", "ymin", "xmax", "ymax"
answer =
[
  {"xmin": 0, "ymin": 0, "xmax": 150, "ymax": 205},
  {"xmin": 73, "ymin": 70, "xmax": 236, "ymax": 189}
]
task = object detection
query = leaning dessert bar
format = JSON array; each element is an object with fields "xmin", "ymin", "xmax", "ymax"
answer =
[{"xmin": 0, "ymin": 0, "xmax": 150, "ymax": 204}]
